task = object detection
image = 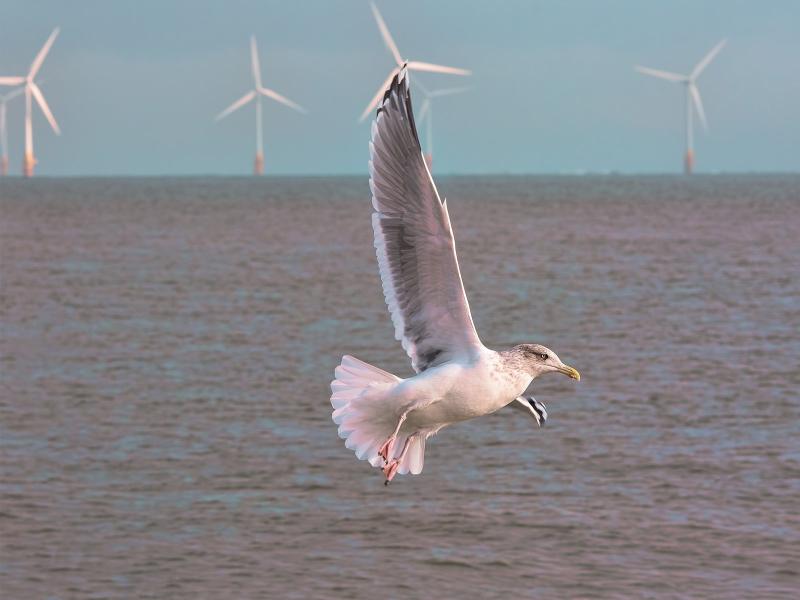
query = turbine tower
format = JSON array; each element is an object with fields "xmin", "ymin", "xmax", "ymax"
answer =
[
  {"xmin": 414, "ymin": 80, "xmax": 470, "ymax": 169},
  {"xmin": 216, "ymin": 35, "xmax": 306, "ymax": 175},
  {"xmin": 0, "ymin": 86, "xmax": 25, "ymax": 176},
  {"xmin": 635, "ymin": 40, "xmax": 726, "ymax": 174},
  {"xmin": 359, "ymin": 2, "xmax": 470, "ymax": 122}
]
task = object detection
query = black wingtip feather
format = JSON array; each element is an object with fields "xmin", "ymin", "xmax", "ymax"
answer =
[
  {"xmin": 377, "ymin": 64, "xmax": 408, "ymax": 116},
  {"xmin": 375, "ymin": 64, "xmax": 422, "ymax": 149}
]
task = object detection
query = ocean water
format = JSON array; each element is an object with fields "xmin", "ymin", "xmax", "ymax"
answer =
[{"xmin": 1, "ymin": 175, "xmax": 798, "ymax": 599}]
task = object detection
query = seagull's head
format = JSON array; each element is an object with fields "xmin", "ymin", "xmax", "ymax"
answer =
[{"xmin": 514, "ymin": 343, "xmax": 580, "ymax": 381}]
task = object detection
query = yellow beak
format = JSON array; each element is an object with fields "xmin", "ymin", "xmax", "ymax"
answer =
[{"xmin": 557, "ymin": 364, "xmax": 581, "ymax": 381}]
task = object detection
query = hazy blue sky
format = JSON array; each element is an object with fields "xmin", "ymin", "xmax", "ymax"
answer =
[{"xmin": 1, "ymin": 1, "xmax": 798, "ymax": 175}]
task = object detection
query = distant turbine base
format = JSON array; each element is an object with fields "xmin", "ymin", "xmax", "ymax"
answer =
[
  {"xmin": 1, "ymin": 156, "xmax": 7, "ymax": 176},
  {"xmin": 254, "ymin": 152, "xmax": 264, "ymax": 176},
  {"xmin": 23, "ymin": 152, "xmax": 35, "ymax": 178},
  {"xmin": 684, "ymin": 149, "xmax": 694, "ymax": 175}
]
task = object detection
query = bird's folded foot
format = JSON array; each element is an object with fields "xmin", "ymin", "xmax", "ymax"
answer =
[
  {"xmin": 382, "ymin": 459, "xmax": 400, "ymax": 484},
  {"xmin": 526, "ymin": 396, "xmax": 548, "ymax": 427},
  {"xmin": 378, "ymin": 435, "xmax": 396, "ymax": 463}
]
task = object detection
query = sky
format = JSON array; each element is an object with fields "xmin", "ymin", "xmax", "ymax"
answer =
[{"xmin": 0, "ymin": 0, "xmax": 798, "ymax": 176}]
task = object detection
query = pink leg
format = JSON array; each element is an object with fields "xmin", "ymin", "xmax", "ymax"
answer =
[
  {"xmin": 378, "ymin": 413, "xmax": 407, "ymax": 463},
  {"xmin": 378, "ymin": 437, "xmax": 394, "ymax": 463},
  {"xmin": 383, "ymin": 433, "xmax": 417, "ymax": 485}
]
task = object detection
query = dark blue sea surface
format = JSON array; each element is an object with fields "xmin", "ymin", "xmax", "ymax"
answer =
[{"xmin": 1, "ymin": 175, "xmax": 798, "ymax": 598}]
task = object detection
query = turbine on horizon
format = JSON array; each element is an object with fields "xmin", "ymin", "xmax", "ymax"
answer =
[
  {"xmin": 0, "ymin": 86, "xmax": 25, "ymax": 176},
  {"xmin": 0, "ymin": 28, "xmax": 61, "ymax": 177},
  {"xmin": 358, "ymin": 1, "xmax": 470, "ymax": 122},
  {"xmin": 215, "ymin": 35, "xmax": 306, "ymax": 176},
  {"xmin": 635, "ymin": 39, "xmax": 726, "ymax": 175},
  {"xmin": 414, "ymin": 80, "xmax": 470, "ymax": 169}
]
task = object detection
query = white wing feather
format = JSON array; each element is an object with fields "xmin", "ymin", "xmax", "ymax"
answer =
[{"xmin": 368, "ymin": 67, "xmax": 482, "ymax": 372}]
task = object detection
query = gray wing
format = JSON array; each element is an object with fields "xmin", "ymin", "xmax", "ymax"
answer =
[{"xmin": 369, "ymin": 67, "xmax": 482, "ymax": 373}]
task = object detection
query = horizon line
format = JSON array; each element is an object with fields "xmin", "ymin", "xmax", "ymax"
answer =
[{"xmin": 2, "ymin": 170, "xmax": 800, "ymax": 179}]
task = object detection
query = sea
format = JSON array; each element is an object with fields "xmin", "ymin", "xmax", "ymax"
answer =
[{"xmin": 1, "ymin": 175, "xmax": 798, "ymax": 598}]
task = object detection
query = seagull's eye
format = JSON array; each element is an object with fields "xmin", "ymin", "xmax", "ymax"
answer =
[{"xmin": 540, "ymin": 353, "xmax": 548, "ymax": 360}]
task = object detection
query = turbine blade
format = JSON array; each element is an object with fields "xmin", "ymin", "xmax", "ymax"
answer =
[
  {"xmin": 30, "ymin": 82, "xmax": 60, "ymax": 135},
  {"xmin": 250, "ymin": 36, "xmax": 262, "ymax": 89},
  {"xmin": 414, "ymin": 78, "xmax": 431, "ymax": 97},
  {"xmin": 0, "ymin": 76, "xmax": 25, "ymax": 86},
  {"xmin": 417, "ymin": 99, "xmax": 430, "ymax": 121},
  {"xmin": 2, "ymin": 85, "xmax": 27, "ymax": 102},
  {"xmin": 407, "ymin": 61, "xmax": 471, "ymax": 76},
  {"xmin": 358, "ymin": 69, "xmax": 397, "ymax": 122},
  {"xmin": 259, "ymin": 87, "xmax": 307, "ymax": 113},
  {"xmin": 429, "ymin": 86, "xmax": 472, "ymax": 98},
  {"xmin": 215, "ymin": 90, "xmax": 256, "ymax": 121},
  {"xmin": 370, "ymin": 1, "xmax": 402, "ymax": 66},
  {"xmin": 29, "ymin": 27, "xmax": 60, "ymax": 79},
  {"xmin": 690, "ymin": 84, "xmax": 708, "ymax": 131},
  {"xmin": 691, "ymin": 39, "xmax": 726, "ymax": 80},
  {"xmin": 634, "ymin": 65, "xmax": 686, "ymax": 82}
]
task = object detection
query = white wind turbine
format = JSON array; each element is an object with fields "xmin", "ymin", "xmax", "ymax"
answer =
[
  {"xmin": 635, "ymin": 39, "xmax": 726, "ymax": 174},
  {"xmin": 0, "ymin": 86, "xmax": 25, "ymax": 176},
  {"xmin": 216, "ymin": 35, "xmax": 306, "ymax": 175},
  {"xmin": 0, "ymin": 28, "xmax": 61, "ymax": 177},
  {"xmin": 359, "ymin": 1, "xmax": 470, "ymax": 122},
  {"xmin": 414, "ymin": 80, "xmax": 470, "ymax": 169}
]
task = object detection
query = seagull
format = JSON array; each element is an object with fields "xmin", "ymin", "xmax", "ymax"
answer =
[{"xmin": 331, "ymin": 66, "xmax": 580, "ymax": 484}]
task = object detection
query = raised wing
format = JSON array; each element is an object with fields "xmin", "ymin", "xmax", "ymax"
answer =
[{"xmin": 369, "ymin": 66, "xmax": 482, "ymax": 372}]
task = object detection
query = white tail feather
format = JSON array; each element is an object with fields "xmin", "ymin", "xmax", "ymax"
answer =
[
  {"xmin": 398, "ymin": 434, "xmax": 425, "ymax": 475},
  {"xmin": 331, "ymin": 355, "xmax": 427, "ymax": 475}
]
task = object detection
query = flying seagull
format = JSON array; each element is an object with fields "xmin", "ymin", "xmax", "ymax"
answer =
[{"xmin": 331, "ymin": 67, "xmax": 580, "ymax": 484}]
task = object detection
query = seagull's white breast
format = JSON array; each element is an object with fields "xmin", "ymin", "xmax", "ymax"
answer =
[{"xmin": 401, "ymin": 348, "xmax": 532, "ymax": 431}]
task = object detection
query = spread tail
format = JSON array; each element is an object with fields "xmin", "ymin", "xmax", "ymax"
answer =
[{"xmin": 331, "ymin": 355, "xmax": 426, "ymax": 475}]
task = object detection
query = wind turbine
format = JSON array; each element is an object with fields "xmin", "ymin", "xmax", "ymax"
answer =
[
  {"xmin": 359, "ymin": 1, "xmax": 470, "ymax": 122},
  {"xmin": 414, "ymin": 80, "xmax": 470, "ymax": 169},
  {"xmin": 635, "ymin": 39, "xmax": 726, "ymax": 174},
  {"xmin": 0, "ymin": 86, "xmax": 25, "ymax": 176},
  {"xmin": 216, "ymin": 35, "xmax": 306, "ymax": 175},
  {"xmin": 1, "ymin": 28, "xmax": 61, "ymax": 177}
]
